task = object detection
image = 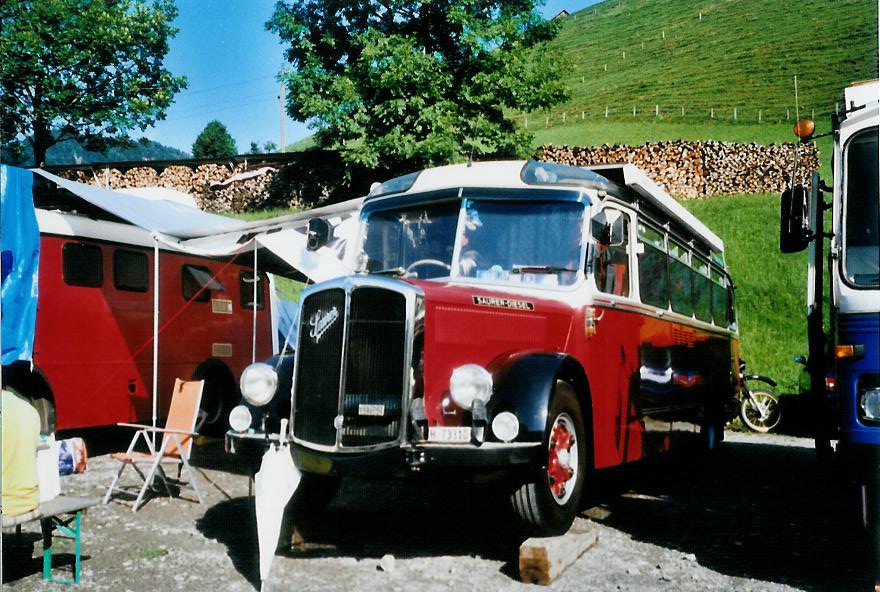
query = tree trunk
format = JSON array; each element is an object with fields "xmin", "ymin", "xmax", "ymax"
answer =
[{"xmin": 32, "ymin": 119, "xmax": 54, "ymax": 168}]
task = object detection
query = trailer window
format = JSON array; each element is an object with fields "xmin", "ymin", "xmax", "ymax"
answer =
[
  {"xmin": 637, "ymin": 224, "xmax": 668, "ymax": 309},
  {"xmin": 62, "ymin": 243, "xmax": 103, "ymax": 287},
  {"xmin": 182, "ymin": 265, "xmax": 222, "ymax": 302},
  {"xmin": 113, "ymin": 250, "xmax": 149, "ymax": 292},
  {"xmin": 239, "ymin": 271, "xmax": 265, "ymax": 310}
]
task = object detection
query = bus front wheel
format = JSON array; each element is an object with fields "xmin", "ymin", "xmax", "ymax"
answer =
[{"xmin": 510, "ymin": 381, "xmax": 589, "ymax": 536}]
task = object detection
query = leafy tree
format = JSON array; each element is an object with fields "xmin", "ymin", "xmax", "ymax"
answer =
[
  {"xmin": 267, "ymin": 0, "xmax": 569, "ymax": 172},
  {"xmin": 263, "ymin": 141, "xmax": 278, "ymax": 153},
  {"xmin": 192, "ymin": 120, "xmax": 237, "ymax": 158},
  {"xmin": 249, "ymin": 141, "xmax": 261, "ymax": 154},
  {"xmin": 0, "ymin": 0, "xmax": 187, "ymax": 166}
]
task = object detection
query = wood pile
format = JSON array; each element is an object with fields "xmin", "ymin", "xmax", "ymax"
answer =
[
  {"xmin": 53, "ymin": 140, "xmax": 819, "ymax": 212},
  {"xmin": 539, "ymin": 140, "xmax": 819, "ymax": 199}
]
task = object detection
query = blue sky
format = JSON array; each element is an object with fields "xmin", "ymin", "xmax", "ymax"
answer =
[{"xmin": 145, "ymin": 0, "xmax": 600, "ymax": 154}]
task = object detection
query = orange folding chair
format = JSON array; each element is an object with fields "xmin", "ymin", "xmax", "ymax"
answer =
[{"xmin": 103, "ymin": 379, "xmax": 205, "ymax": 512}]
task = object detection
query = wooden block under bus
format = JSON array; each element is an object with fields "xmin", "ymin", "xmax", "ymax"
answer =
[{"xmin": 518, "ymin": 519, "xmax": 598, "ymax": 586}]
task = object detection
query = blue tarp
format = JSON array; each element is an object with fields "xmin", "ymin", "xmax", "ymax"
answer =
[{"xmin": 1, "ymin": 165, "xmax": 40, "ymax": 364}]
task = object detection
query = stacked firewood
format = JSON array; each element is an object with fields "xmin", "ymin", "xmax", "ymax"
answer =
[{"xmin": 538, "ymin": 140, "xmax": 819, "ymax": 198}]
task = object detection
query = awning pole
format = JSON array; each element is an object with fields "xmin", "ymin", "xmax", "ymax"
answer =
[
  {"xmin": 152, "ymin": 236, "xmax": 160, "ymax": 449},
  {"xmin": 252, "ymin": 244, "xmax": 258, "ymax": 364}
]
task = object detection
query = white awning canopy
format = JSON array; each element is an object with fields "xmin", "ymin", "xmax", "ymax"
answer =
[{"xmin": 32, "ymin": 168, "xmax": 363, "ymax": 281}]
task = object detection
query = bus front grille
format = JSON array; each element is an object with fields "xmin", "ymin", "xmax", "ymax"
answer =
[{"xmin": 293, "ymin": 285, "xmax": 408, "ymax": 449}]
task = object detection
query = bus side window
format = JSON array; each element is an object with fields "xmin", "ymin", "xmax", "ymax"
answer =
[
  {"xmin": 113, "ymin": 250, "xmax": 149, "ymax": 292},
  {"xmin": 239, "ymin": 271, "xmax": 265, "ymax": 310},
  {"xmin": 710, "ymin": 269, "xmax": 728, "ymax": 327},
  {"xmin": 182, "ymin": 264, "xmax": 222, "ymax": 302},
  {"xmin": 637, "ymin": 223, "xmax": 668, "ymax": 309},
  {"xmin": 593, "ymin": 212, "xmax": 630, "ymax": 297},
  {"xmin": 62, "ymin": 242, "xmax": 103, "ymax": 287},
  {"xmin": 692, "ymin": 256, "xmax": 712, "ymax": 322},
  {"xmin": 668, "ymin": 239, "xmax": 693, "ymax": 316}
]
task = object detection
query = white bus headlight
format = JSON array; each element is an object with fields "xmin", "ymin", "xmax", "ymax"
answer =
[
  {"xmin": 228, "ymin": 405, "xmax": 253, "ymax": 432},
  {"xmin": 239, "ymin": 363, "xmax": 278, "ymax": 407},
  {"xmin": 860, "ymin": 388, "xmax": 880, "ymax": 420},
  {"xmin": 492, "ymin": 412, "xmax": 520, "ymax": 442},
  {"xmin": 449, "ymin": 364, "xmax": 493, "ymax": 410}
]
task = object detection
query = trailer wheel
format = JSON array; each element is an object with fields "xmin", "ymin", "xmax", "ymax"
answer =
[
  {"xmin": 193, "ymin": 362, "xmax": 237, "ymax": 436},
  {"xmin": 510, "ymin": 380, "xmax": 589, "ymax": 536}
]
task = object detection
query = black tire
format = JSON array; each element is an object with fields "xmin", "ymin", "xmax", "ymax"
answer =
[
  {"xmin": 193, "ymin": 363, "xmax": 237, "ymax": 436},
  {"xmin": 510, "ymin": 381, "xmax": 589, "ymax": 536},
  {"xmin": 740, "ymin": 389, "xmax": 781, "ymax": 433},
  {"xmin": 859, "ymin": 480, "xmax": 880, "ymax": 584}
]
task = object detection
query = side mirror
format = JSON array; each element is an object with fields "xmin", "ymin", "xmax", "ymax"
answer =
[
  {"xmin": 780, "ymin": 185, "xmax": 810, "ymax": 253},
  {"xmin": 590, "ymin": 210, "xmax": 625, "ymax": 246},
  {"xmin": 306, "ymin": 218, "xmax": 330, "ymax": 251},
  {"xmin": 794, "ymin": 355, "xmax": 807, "ymax": 366}
]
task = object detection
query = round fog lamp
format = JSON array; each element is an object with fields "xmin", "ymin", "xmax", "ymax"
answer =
[
  {"xmin": 449, "ymin": 364, "xmax": 493, "ymax": 410},
  {"xmin": 239, "ymin": 363, "xmax": 278, "ymax": 407},
  {"xmin": 492, "ymin": 412, "xmax": 519, "ymax": 442},
  {"xmin": 861, "ymin": 388, "xmax": 880, "ymax": 420},
  {"xmin": 229, "ymin": 405, "xmax": 253, "ymax": 432}
]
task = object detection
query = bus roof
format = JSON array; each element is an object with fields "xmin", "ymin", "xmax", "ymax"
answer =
[{"xmin": 366, "ymin": 160, "xmax": 725, "ymax": 254}]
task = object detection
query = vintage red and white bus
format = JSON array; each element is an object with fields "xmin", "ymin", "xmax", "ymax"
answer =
[
  {"xmin": 3, "ymin": 172, "xmax": 274, "ymax": 435},
  {"xmin": 229, "ymin": 160, "xmax": 741, "ymax": 534}
]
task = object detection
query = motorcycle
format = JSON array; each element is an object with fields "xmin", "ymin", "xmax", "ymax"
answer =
[{"xmin": 739, "ymin": 361, "xmax": 782, "ymax": 433}]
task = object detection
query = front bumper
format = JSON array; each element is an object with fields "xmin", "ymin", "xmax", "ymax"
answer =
[
  {"xmin": 287, "ymin": 439, "xmax": 542, "ymax": 478},
  {"xmin": 225, "ymin": 430, "xmax": 281, "ymax": 459},
  {"xmin": 838, "ymin": 441, "xmax": 880, "ymax": 486}
]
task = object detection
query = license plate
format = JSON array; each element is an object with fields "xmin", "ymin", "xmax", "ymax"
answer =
[
  {"xmin": 428, "ymin": 426, "xmax": 471, "ymax": 443},
  {"xmin": 358, "ymin": 404, "xmax": 385, "ymax": 416}
]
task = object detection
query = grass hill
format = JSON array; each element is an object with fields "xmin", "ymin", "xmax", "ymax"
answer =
[{"xmin": 538, "ymin": 0, "xmax": 878, "ymax": 129}]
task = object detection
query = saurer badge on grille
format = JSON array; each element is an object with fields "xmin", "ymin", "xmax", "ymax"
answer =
[{"xmin": 309, "ymin": 306, "xmax": 339, "ymax": 343}]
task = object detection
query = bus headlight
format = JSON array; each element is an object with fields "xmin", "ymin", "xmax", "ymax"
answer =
[
  {"xmin": 228, "ymin": 405, "xmax": 253, "ymax": 432},
  {"xmin": 860, "ymin": 388, "xmax": 880, "ymax": 421},
  {"xmin": 449, "ymin": 364, "xmax": 493, "ymax": 410},
  {"xmin": 240, "ymin": 363, "xmax": 278, "ymax": 407}
]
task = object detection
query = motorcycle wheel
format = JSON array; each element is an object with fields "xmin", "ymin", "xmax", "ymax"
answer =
[{"xmin": 740, "ymin": 390, "xmax": 781, "ymax": 433}]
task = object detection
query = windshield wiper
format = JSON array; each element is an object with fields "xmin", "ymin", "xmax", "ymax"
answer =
[
  {"xmin": 512, "ymin": 265, "xmax": 578, "ymax": 274},
  {"xmin": 372, "ymin": 267, "xmax": 406, "ymax": 277}
]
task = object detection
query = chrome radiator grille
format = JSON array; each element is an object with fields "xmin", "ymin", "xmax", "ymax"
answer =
[{"xmin": 292, "ymin": 284, "xmax": 408, "ymax": 449}]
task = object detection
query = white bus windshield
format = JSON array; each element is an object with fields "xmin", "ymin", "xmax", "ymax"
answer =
[{"xmin": 843, "ymin": 128, "xmax": 880, "ymax": 288}]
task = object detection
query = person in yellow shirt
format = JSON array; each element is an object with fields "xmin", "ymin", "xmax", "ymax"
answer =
[{"xmin": 2, "ymin": 388, "xmax": 41, "ymax": 518}]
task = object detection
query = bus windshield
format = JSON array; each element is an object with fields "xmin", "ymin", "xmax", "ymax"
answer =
[
  {"xmin": 843, "ymin": 128, "xmax": 880, "ymax": 288},
  {"xmin": 359, "ymin": 198, "xmax": 586, "ymax": 285}
]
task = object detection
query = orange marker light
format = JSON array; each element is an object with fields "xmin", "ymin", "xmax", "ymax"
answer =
[
  {"xmin": 793, "ymin": 118, "xmax": 815, "ymax": 140},
  {"xmin": 835, "ymin": 344, "xmax": 865, "ymax": 359}
]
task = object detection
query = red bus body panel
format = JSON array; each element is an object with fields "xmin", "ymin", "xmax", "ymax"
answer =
[{"xmin": 415, "ymin": 280, "xmax": 737, "ymax": 469}]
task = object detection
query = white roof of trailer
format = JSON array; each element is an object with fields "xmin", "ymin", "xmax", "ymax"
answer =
[{"xmin": 30, "ymin": 167, "xmax": 362, "ymax": 281}]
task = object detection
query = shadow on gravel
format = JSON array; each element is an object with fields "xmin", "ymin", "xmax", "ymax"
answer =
[
  {"xmin": 197, "ymin": 497, "xmax": 261, "ymax": 589},
  {"xmin": 2, "ymin": 530, "xmax": 89, "ymax": 584},
  {"xmin": 196, "ymin": 478, "xmax": 524, "ymax": 589},
  {"xmin": 589, "ymin": 439, "xmax": 871, "ymax": 591}
]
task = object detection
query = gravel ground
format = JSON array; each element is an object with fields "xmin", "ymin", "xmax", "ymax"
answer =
[{"xmin": 2, "ymin": 430, "xmax": 873, "ymax": 591}]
